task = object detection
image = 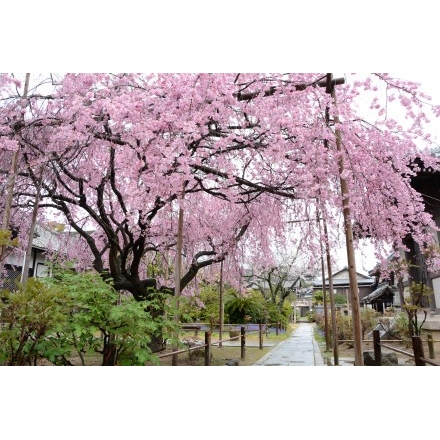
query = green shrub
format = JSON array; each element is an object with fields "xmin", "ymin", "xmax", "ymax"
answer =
[
  {"xmin": 402, "ymin": 282, "xmax": 433, "ymax": 336},
  {"xmin": 336, "ymin": 313, "xmax": 353, "ymax": 342},
  {"xmin": 0, "ymin": 278, "xmax": 73, "ymax": 365},
  {"xmin": 306, "ymin": 310, "xmax": 315, "ymax": 322},
  {"xmin": 0, "ymin": 265, "xmax": 180, "ymax": 366},
  {"xmin": 393, "ymin": 311, "xmax": 412, "ymax": 347},
  {"xmin": 224, "ymin": 289, "xmax": 265, "ymax": 324},
  {"xmin": 360, "ymin": 308, "xmax": 380, "ymax": 339}
]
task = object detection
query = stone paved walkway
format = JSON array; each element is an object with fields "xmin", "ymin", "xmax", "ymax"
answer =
[{"xmin": 253, "ymin": 323, "xmax": 325, "ymax": 366}]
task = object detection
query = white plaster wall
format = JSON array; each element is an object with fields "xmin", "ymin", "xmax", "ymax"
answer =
[{"xmin": 431, "ymin": 276, "xmax": 440, "ymax": 310}]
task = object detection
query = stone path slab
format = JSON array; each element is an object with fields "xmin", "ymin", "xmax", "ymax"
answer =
[{"xmin": 253, "ymin": 323, "xmax": 325, "ymax": 366}]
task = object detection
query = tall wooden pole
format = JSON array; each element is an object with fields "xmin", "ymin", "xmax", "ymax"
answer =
[
  {"xmin": 326, "ymin": 73, "xmax": 363, "ymax": 365},
  {"xmin": 318, "ymin": 211, "xmax": 330, "ymax": 352},
  {"xmin": 322, "ymin": 216, "xmax": 339, "ymax": 366},
  {"xmin": 1, "ymin": 74, "xmax": 30, "ymax": 263},
  {"xmin": 172, "ymin": 191, "xmax": 185, "ymax": 366},
  {"xmin": 21, "ymin": 171, "xmax": 43, "ymax": 284},
  {"xmin": 2, "ymin": 73, "xmax": 30, "ymax": 230},
  {"xmin": 219, "ymin": 259, "xmax": 224, "ymax": 348}
]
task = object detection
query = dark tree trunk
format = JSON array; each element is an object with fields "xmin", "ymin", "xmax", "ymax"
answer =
[
  {"xmin": 149, "ymin": 335, "xmax": 167, "ymax": 353},
  {"xmin": 102, "ymin": 334, "xmax": 117, "ymax": 366},
  {"xmin": 147, "ymin": 291, "xmax": 169, "ymax": 353}
]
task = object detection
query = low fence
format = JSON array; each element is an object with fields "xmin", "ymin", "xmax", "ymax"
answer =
[
  {"xmin": 180, "ymin": 322, "xmax": 285, "ymax": 336},
  {"xmin": 157, "ymin": 324, "xmax": 267, "ymax": 366},
  {"xmin": 372, "ymin": 330, "xmax": 440, "ymax": 366}
]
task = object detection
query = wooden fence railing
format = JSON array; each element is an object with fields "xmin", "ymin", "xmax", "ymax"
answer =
[
  {"xmin": 157, "ymin": 324, "xmax": 267, "ymax": 366},
  {"xmin": 372, "ymin": 330, "xmax": 440, "ymax": 366}
]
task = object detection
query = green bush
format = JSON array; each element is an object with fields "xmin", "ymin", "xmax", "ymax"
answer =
[
  {"xmin": 0, "ymin": 265, "xmax": 180, "ymax": 366},
  {"xmin": 334, "ymin": 293, "xmax": 347, "ymax": 305},
  {"xmin": 306, "ymin": 310, "xmax": 315, "ymax": 323},
  {"xmin": 315, "ymin": 307, "xmax": 383, "ymax": 342},
  {"xmin": 179, "ymin": 282, "xmax": 222, "ymax": 325},
  {"xmin": 0, "ymin": 278, "xmax": 73, "ymax": 365},
  {"xmin": 46, "ymin": 267, "xmax": 179, "ymax": 366},
  {"xmin": 360, "ymin": 308, "xmax": 380, "ymax": 339},
  {"xmin": 312, "ymin": 290, "xmax": 346, "ymax": 306},
  {"xmin": 224, "ymin": 289, "xmax": 265, "ymax": 324},
  {"xmin": 336, "ymin": 313, "xmax": 353, "ymax": 342},
  {"xmin": 403, "ymin": 282, "xmax": 433, "ymax": 336},
  {"xmin": 393, "ymin": 311, "xmax": 412, "ymax": 346},
  {"xmin": 263, "ymin": 300, "xmax": 291, "ymax": 328}
]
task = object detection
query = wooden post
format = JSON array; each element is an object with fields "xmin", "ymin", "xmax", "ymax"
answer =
[
  {"xmin": 323, "ymin": 217, "xmax": 339, "ymax": 366},
  {"xmin": 412, "ymin": 336, "xmax": 426, "ymax": 366},
  {"xmin": 318, "ymin": 210, "xmax": 330, "ymax": 352},
  {"xmin": 373, "ymin": 329, "xmax": 382, "ymax": 366},
  {"xmin": 21, "ymin": 168, "xmax": 44, "ymax": 284},
  {"xmin": 172, "ymin": 190, "xmax": 185, "ymax": 366},
  {"xmin": 259, "ymin": 323, "xmax": 263, "ymax": 349},
  {"xmin": 0, "ymin": 73, "xmax": 30, "ymax": 264},
  {"xmin": 219, "ymin": 260, "xmax": 224, "ymax": 348},
  {"xmin": 276, "ymin": 319, "xmax": 279, "ymax": 336},
  {"xmin": 204, "ymin": 331, "xmax": 211, "ymax": 366},
  {"xmin": 1, "ymin": 73, "xmax": 30, "ymax": 232},
  {"xmin": 326, "ymin": 73, "xmax": 363, "ymax": 366},
  {"xmin": 427, "ymin": 333, "xmax": 435, "ymax": 359},
  {"xmin": 240, "ymin": 326, "xmax": 246, "ymax": 360}
]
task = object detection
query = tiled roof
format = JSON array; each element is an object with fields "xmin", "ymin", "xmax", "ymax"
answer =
[{"xmin": 360, "ymin": 283, "xmax": 398, "ymax": 304}]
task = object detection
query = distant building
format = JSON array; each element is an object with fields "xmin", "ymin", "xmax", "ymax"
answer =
[
  {"xmin": 313, "ymin": 267, "xmax": 375, "ymax": 309},
  {"xmin": 1, "ymin": 224, "xmax": 63, "ymax": 290}
]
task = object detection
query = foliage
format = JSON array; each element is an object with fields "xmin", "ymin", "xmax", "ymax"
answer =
[
  {"xmin": 315, "ymin": 310, "xmax": 352, "ymax": 341},
  {"xmin": 244, "ymin": 263, "xmax": 303, "ymax": 310},
  {"xmin": 263, "ymin": 299, "xmax": 292, "ymax": 328},
  {"xmin": 393, "ymin": 311, "xmax": 412, "ymax": 346},
  {"xmin": 334, "ymin": 293, "xmax": 347, "ymax": 305},
  {"xmin": 336, "ymin": 313, "xmax": 353, "ymax": 342},
  {"xmin": 360, "ymin": 308, "xmax": 380, "ymax": 339},
  {"xmin": 244, "ymin": 264, "xmax": 300, "ymax": 330},
  {"xmin": 224, "ymin": 289, "xmax": 265, "ymax": 324},
  {"xmin": 280, "ymin": 301, "xmax": 293, "ymax": 327},
  {"xmin": 312, "ymin": 290, "xmax": 325, "ymax": 306},
  {"xmin": 0, "ymin": 278, "xmax": 72, "ymax": 365},
  {"xmin": 179, "ymin": 282, "xmax": 221, "ymax": 325},
  {"xmin": 312, "ymin": 290, "xmax": 346, "ymax": 306},
  {"xmin": 0, "ymin": 229, "xmax": 19, "ymax": 264},
  {"xmin": 305, "ymin": 310, "xmax": 315, "ymax": 323},
  {"xmin": 402, "ymin": 282, "xmax": 433, "ymax": 336},
  {"xmin": 314, "ymin": 307, "xmax": 391, "ymax": 342},
  {"xmin": 0, "ymin": 265, "xmax": 181, "ymax": 366},
  {"xmin": 45, "ymin": 265, "xmax": 180, "ymax": 365},
  {"xmin": 0, "ymin": 229, "xmax": 19, "ymax": 248}
]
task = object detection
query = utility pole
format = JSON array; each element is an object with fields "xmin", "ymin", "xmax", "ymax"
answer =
[{"xmin": 325, "ymin": 73, "xmax": 363, "ymax": 365}]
